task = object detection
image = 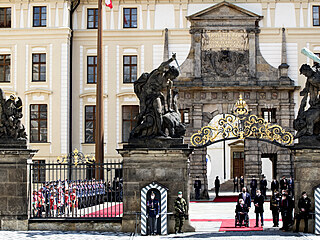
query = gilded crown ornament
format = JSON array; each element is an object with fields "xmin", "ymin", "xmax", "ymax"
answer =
[
  {"xmin": 57, "ymin": 148, "xmax": 96, "ymax": 166},
  {"xmin": 190, "ymin": 95, "xmax": 293, "ymax": 147}
]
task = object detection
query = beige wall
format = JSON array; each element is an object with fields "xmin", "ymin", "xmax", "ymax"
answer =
[{"xmin": 1, "ymin": 0, "xmax": 320, "ymax": 165}]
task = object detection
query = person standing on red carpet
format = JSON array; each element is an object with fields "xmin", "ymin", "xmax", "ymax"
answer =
[
  {"xmin": 254, "ymin": 190, "xmax": 264, "ymax": 227},
  {"xmin": 238, "ymin": 187, "xmax": 251, "ymax": 209},
  {"xmin": 240, "ymin": 176, "xmax": 244, "ymax": 190},
  {"xmin": 214, "ymin": 176, "xmax": 220, "ymax": 197}
]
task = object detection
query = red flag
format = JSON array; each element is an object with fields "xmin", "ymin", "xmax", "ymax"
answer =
[{"xmin": 105, "ymin": 0, "xmax": 113, "ymax": 9}]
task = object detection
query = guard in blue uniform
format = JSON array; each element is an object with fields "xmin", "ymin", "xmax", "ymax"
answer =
[{"xmin": 146, "ymin": 191, "xmax": 160, "ymax": 235}]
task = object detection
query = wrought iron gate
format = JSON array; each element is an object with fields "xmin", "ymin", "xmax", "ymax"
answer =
[{"xmin": 28, "ymin": 153, "xmax": 123, "ymax": 220}]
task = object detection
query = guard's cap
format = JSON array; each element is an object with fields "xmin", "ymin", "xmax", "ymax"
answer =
[{"xmin": 178, "ymin": 191, "xmax": 182, "ymax": 195}]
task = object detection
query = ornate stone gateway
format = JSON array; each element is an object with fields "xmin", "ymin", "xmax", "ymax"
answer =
[
  {"xmin": 191, "ymin": 96, "xmax": 293, "ymax": 148},
  {"xmin": 175, "ymin": 1, "xmax": 297, "ymax": 197}
]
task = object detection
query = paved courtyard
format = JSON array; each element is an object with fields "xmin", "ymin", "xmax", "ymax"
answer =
[{"xmin": 1, "ymin": 192, "xmax": 319, "ymax": 240}]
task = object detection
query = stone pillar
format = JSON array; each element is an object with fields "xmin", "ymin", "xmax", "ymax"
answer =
[
  {"xmin": 0, "ymin": 148, "xmax": 37, "ymax": 230},
  {"xmin": 118, "ymin": 139, "xmax": 195, "ymax": 234},
  {"xmin": 244, "ymin": 140, "xmax": 261, "ymax": 187},
  {"xmin": 248, "ymin": 30, "xmax": 256, "ymax": 78},
  {"xmin": 292, "ymin": 148, "xmax": 319, "ymax": 233}
]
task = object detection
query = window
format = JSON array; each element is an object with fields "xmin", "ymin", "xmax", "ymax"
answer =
[
  {"xmin": 262, "ymin": 108, "xmax": 276, "ymax": 123},
  {"xmin": 33, "ymin": 6, "xmax": 47, "ymax": 27},
  {"xmin": 85, "ymin": 105, "xmax": 96, "ymax": 143},
  {"xmin": 87, "ymin": 8, "xmax": 98, "ymax": 29},
  {"xmin": 0, "ymin": 55, "xmax": 10, "ymax": 82},
  {"xmin": 32, "ymin": 53, "xmax": 46, "ymax": 82},
  {"xmin": 87, "ymin": 56, "xmax": 97, "ymax": 84},
  {"xmin": 180, "ymin": 109, "xmax": 190, "ymax": 124},
  {"xmin": 123, "ymin": 8, "xmax": 137, "ymax": 28},
  {"xmin": 0, "ymin": 8, "xmax": 11, "ymax": 28},
  {"xmin": 122, "ymin": 105, "xmax": 139, "ymax": 142},
  {"xmin": 32, "ymin": 160, "xmax": 46, "ymax": 183},
  {"xmin": 123, "ymin": 55, "xmax": 137, "ymax": 83},
  {"xmin": 30, "ymin": 104, "xmax": 47, "ymax": 143},
  {"xmin": 313, "ymin": 6, "xmax": 320, "ymax": 26}
]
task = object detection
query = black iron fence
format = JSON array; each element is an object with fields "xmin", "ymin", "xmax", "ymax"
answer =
[{"xmin": 28, "ymin": 159, "xmax": 123, "ymax": 220}]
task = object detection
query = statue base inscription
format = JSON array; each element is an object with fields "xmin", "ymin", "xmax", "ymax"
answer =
[{"xmin": 118, "ymin": 143, "xmax": 195, "ymax": 234}]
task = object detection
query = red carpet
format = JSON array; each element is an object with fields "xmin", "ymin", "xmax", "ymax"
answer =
[
  {"xmin": 219, "ymin": 219, "xmax": 263, "ymax": 231},
  {"xmin": 191, "ymin": 219, "xmax": 281, "ymax": 232},
  {"xmin": 213, "ymin": 196, "xmax": 238, "ymax": 202},
  {"xmin": 84, "ymin": 203, "xmax": 123, "ymax": 217}
]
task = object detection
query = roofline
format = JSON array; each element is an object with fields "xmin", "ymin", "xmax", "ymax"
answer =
[{"xmin": 186, "ymin": 1, "xmax": 263, "ymax": 20}]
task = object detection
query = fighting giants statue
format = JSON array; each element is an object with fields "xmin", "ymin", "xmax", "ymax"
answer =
[
  {"xmin": 0, "ymin": 88, "xmax": 27, "ymax": 141},
  {"xmin": 294, "ymin": 63, "xmax": 320, "ymax": 139},
  {"xmin": 130, "ymin": 53, "xmax": 186, "ymax": 139}
]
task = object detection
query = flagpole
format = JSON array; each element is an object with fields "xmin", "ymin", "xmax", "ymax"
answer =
[{"xmin": 95, "ymin": 0, "xmax": 104, "ymax": 180}]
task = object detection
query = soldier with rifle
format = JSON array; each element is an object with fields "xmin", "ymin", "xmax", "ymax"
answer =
[{"xmin": 174, "ymin": 191, "xmax": 188, "ymax": 234}]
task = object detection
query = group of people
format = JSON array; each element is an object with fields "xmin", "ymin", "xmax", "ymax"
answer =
[
  {"xmin": 233, "ymin": 175, "xmax": 311, "ymax": 233},
  {"xmin": 31, "ymin": 178, "xmax": 124, "ymax": 218},
  {"xmin": 236, "ymin": 188, "xmax": 265, "ymax": 227}
]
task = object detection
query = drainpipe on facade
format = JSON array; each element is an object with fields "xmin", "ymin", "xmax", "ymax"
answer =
[{"xmin": 68, "ymin": 0, "xmax": 80, "ymax": 179}]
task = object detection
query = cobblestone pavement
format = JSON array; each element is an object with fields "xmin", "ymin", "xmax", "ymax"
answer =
[
  {"xmin": 0, "ymin": 230, "xmax": 317, "ymax": 240},
  {"xmin": 1, "ymin": 192, "xmax": 319, "ymax": 240}
]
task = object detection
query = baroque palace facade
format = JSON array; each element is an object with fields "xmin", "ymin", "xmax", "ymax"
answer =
[{"xmin": 0, "ymin": 0, "xmax": 320, "ymax": 197}]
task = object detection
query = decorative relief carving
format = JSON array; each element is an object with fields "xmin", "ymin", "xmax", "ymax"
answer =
[{"xmin": 202, "ymin": 50, "xmax": 249, "ymax": 77}]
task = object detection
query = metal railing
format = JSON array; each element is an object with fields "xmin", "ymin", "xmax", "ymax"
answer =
[{"xmin": 28, "ymin": 160, "xmax": 123, "ymax": 220}]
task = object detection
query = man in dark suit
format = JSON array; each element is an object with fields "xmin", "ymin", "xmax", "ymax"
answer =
[
  {"xmin": 235, "ymin": 198, "xmax": 249, "ymax": 226},
  {"xmin": 254, "ymin": 190, "xmax": 264, "ymax": 227},
  {"xmin": 250, "ymin": 177, "xmax": 257, "ymax": 198},
  {"xmin": 238, "ymin": 187, "xmax": 251, "ymax": 208},
  {"xmin": 295, "ymin": 191, "xmax": 311, "ymax": 233},
  {"xmin": 214, "ymin": 176, "xmax": 220, "ymax": 197},
  {"xmin": 288, "ymin": 177, "xmax": 294, "ymax": 198},
  {"xmin": 233, "ymin": 176, "xmax": 239, "ymax": 193},
  {"xmin": 260, "ymin": 176, "xmax": 267, "ymax": 198},
  {"xmin": 271, "ymin": 179, "xmax": 279, "ymax": 194},
  {"xmin": 240, "ymin": 176, "xmax": 245, "ymax": 190},
  {"xmin": 280, "ymin": 176, "xmax": 287, "ymax": 191},
  {"xmin": 270, "ymin": 190, "xmax": 280, "ymax": 227},
  {"xmin": 194, "ymin": 176, "xmax": 201, "ymax": 200},
  {"xmin": 279, "ymin": 192, "xmax": 290, "ymax": 231}
]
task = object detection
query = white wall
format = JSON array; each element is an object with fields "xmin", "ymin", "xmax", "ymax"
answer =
[
  {"xmin": 153, "ymin": 44, "xmax": 190, "ymax": 69},
  {"xmin": 259, "ymin": 43, "xmax": 298, "ymax": 83},
  {"xmin": 274, "ymin": 3, "xmax": 296, "ymax": 27},
  {"xmin": 154, "ymin": 4, "xmax": 175, "ymax": 29},
  {"xmin": 261, "ymin": 158, "xmax": 273, "ymax": 188}
]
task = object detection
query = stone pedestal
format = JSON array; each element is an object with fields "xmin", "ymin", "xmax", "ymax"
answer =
[
  {"xmin": 292, "ymin": 148, "xmax": 320, "ymax": 233},
  {"xmin": 0, "ymin": 148, "xmax": 37, "ymax": 230},
  {"xmin": 118, "ymin": 139, "xmax": 195, "ymax": 234}
]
